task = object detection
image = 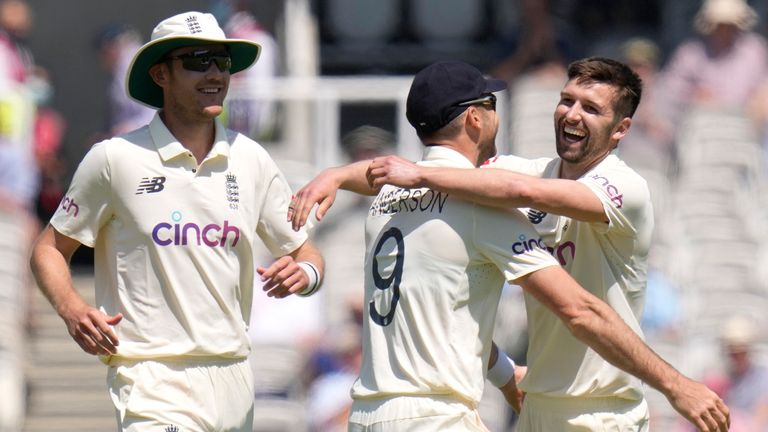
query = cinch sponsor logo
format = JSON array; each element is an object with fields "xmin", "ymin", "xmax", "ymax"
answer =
[
  {"xmin": 60, "ymin": 196, "xmax": 79, "ymax": 217},
  {"xmin": 151, "ymin": 211, "xmax": 240, "ymax": 247},
  {"xmin": 511, "ymin": 234, "xmax": 547, "ymax": 254},
  {"xmin": 589, "ymin": 173, "xmax": 623, "ymax": 208},
  {"xmin": 546, "ymin": 241, "xmax": 576, "ymax": 266}
]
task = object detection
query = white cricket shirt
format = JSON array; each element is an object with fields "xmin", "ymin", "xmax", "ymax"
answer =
[
  {"xmin": 485, "ymin": 153, "xmax": 654, "ymax": 400},
  {"xmin": 351, "ymin": 146, "xmax": 559, "ymax": 414},
  {"xmin": 50, "ymin": 114, "xmax": 308, "ymax": 361}
]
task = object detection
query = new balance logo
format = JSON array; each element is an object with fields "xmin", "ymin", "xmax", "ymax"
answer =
[
  {"xmin": 136, "ymin": 176, "xmax": 167, "ymax": 194},
  {"xmin": 527, "ymin": 208, "xmax": 547, "ymax": 224}
]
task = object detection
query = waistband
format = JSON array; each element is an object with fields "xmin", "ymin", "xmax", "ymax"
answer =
[
  {"xmin": 105, "ymin": 355, "xmax": 248, "ymax": 367},
  {"xmin": 524, "ymin": 393, "xmax": 647, "ymax": 414},
  {"xmin": 350, "ymin": 394, "xmax": 477, "ymax": 424}
]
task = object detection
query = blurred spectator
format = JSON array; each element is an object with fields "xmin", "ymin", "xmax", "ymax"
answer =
[
  {"xmin": 0, "ymin": 0, "xmax": 35, "ymax": 147},
  {"xmin": 94, "ymin": 23, "xmax": 154, "ymax": 136},
  {"xmin": 658, "ymin": 0, "xmax": 768, "ymax": 125},
  {"xmin": 491, "ymin": 0, "xmax": 568, "ymax": 82},
  {"xmin": 699, "ymin": 316, "xmax": 768, "ymax": 431},
  {"xmin": 618, "ymin": 37, "xmax": 677, "ymax": 170},
  {"xmin": 214, "ymin": 0, "xmax": 280, "ymax": 141},
  {"xmin": 639, "ymin": 269, "xmax": 682, "ymax": 339},
  {"xmin": 0, "ymin": 134, "xmax": 38, "ymax": 432},
  {"xmin": 0, "ymin": 0, "xmax": 33, "ymax": 85},
  {"xmin": 305, "ymin": 320, "xmax": 362, "ymax": 432},
  {"xmin": 341, "ymin": 125, "xmax": 395, "ymax": 165},
  {"xmin": 28, "ymin": 66, "xmax": 66, "ymax": 225}
]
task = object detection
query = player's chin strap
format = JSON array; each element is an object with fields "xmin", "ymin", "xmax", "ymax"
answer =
[
  {"xmin": 297, "ymin": 261, "xmax": 321, "ymax": 296},
  {"xmin": 487, "ymin": 352, "xmax": 516, "ymax": 387}
]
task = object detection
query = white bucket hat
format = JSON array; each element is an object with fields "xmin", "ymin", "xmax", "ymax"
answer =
[
  {"xmin": 720, "ymin": 316, "xmax": 758, "ymax": 350},
  {"xmin": 126, "ymin": 11, "xmax": 261, "ymax": 109},
  {"xmin": 694, "ymin": 0, "xmax": 758, "ymax": 34}
]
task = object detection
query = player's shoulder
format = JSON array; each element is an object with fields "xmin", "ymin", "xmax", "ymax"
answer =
[
  {"xmin": 590, "ymin": 155, "xmax": 649, "ymax": 186},
  {"xmin": 226, "ymin": 129, "xmax": 272, "ymax": 157},
  {"xmin": 93, "ymin": 125, "xmax": 154, "ymax": 157},
  {"xmin": 224, "ymin": 129, "xmax": 287, "ymax": 180},
  {"xmin": 583, "ymin": 155, "xmax": 651, "ymax": 208},
  {"xmin": 482, "ymin": 154, "xmax": 555, "ymax": 176}
]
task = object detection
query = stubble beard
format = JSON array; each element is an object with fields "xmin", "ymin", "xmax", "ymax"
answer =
[{"xmin": 556, "ymin": 138, "xmax": 590, "ymax": 164}]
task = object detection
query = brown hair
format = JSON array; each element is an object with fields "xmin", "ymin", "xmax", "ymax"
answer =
[{"xmin": 567, "ymin": 57, "xmax": 643, "ymax": 119}]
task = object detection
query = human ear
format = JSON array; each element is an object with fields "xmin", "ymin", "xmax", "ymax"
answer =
[
  {"xmin": 149, "ymin": 63, "xmax": 168, "ymax": 87},
  {"xmin": 612, "ymin": 117, "xmax": 632, "ymax": 141}
]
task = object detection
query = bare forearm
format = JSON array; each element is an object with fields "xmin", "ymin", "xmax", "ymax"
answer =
[
  {"xmin": 420, "ymin": 167, "xmax": 531, "ymax": 209},
  {"xmin": 290, "ymin": 240, "xmax": 325, "ymax": 276},
  {"xmin": 521, "ymin": 268, "xmax": 680, "ymax": 396},
  {"xmin": 421, "ymin": 167, "xmax": 606, "ymax": 222},
  {"xmin": 520, "ymin": 267, "xmax": 729, "ymax": 430},
  {"xmin": 30, "ymin": 244, "xmax": 83, "ymax": 316},
  {"xmin": 336, "ymin": 160, "xmax": 378, "ymax": 195},
  {"xmin": 567, "ymin": 301, "xmax": 679, "ymax": 395}
]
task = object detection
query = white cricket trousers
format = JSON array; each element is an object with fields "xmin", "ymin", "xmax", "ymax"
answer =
[
  {"xmin": 348, "ymin": 395, "xmax": 489, "ymax": 431},
  {"xmin": 108, "ymin": 357, "xmax": 254, "ymax": 432},
  {"xmin": 517, "ymin": 393, "xmax": 650, "ymax": 432}
]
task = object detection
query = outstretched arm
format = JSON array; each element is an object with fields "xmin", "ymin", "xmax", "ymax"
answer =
[
  {"xmin": 30, "ymin": 225, "xmax": 123, "ymax": 356},
  {"xmin": 289, "ymin": 160, "xmax": 377, "ymax": 231},
  {"xmin": 517, "ymin": 266, "xmax": 730, "ymax": 432},
  {"xmin": 367, "ymin": 155, "xmax": 607, "ymax": 223}
]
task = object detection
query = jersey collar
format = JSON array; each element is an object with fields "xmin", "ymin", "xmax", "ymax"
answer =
[
  {"xmin": 421, "ymin": 145, "xmax": 476, "ymax": 168},
  {"xmin": 150, "ymin": 114, "xmax": 231, "ymax": 162}
]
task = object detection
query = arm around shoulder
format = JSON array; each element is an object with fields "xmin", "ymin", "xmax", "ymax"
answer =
[
  {"xmin": 289, "ymin": 160, "xmax": 376, "ymax": 231},
  {"xmin": 392, "ymin": 165, "xmax": 607, "ymax": 223}
]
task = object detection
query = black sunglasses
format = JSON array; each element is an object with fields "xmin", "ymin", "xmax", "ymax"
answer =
[
  {"xmin": 457, "ymin": 93, "xmax": 497, "ymax": 110},
  {"xmin": 165, "ymin": 49, "xmax": 232, "ymax": 73}
]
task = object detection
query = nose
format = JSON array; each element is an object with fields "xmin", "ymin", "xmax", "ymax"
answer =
[
  {"xmin": 204, "ymin": 63, "xmax": 228, "ymax": 79},
  {"xmin": 563, "ymin": 104, "xmax": 582, "ymax": 123}
]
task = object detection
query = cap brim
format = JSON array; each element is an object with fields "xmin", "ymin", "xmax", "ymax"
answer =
[
  {"xmin": 126, "ymin": 36, "xmax": 261, "ymax": 109},
  {"xmin": 485, "ymin": 78, "xmax": 508, "ymax": 93}
]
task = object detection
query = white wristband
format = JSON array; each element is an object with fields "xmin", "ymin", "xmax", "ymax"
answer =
[
  {"xmin": 487, "ymin": 352, "xmax": 516, "ymax": 388},
  {"xmin": 297, "ymin": 261, "xmax": 321, "ymax": 297}
]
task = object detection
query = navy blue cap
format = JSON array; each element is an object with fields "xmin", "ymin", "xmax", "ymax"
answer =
[{"xmin": 406, "ymin": 61, "xmax": 507, "ymax": 135}]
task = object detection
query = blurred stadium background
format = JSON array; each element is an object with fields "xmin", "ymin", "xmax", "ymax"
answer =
[{"xmin": 1, "ymin": 0, "xmax": 767, "ymax": 431}]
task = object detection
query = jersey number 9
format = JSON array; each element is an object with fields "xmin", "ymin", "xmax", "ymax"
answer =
[{"xmin": 370, "ymin": 227, "xmax": 404, "ymax": 327}]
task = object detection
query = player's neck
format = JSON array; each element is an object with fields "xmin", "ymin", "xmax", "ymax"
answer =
[
  {"xmin": 432, "ymin": 136, "xmax": 484, "ymax": 166},
  {"xmin": 159, "ymin": 110, "xmax": 215, "ymax": 164},
  {"xmin": 559, "ymin": 151, "xmax": 610, "ymax": 179}
]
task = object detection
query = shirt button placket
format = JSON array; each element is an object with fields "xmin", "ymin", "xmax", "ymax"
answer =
[{"xmin": 187, "ymin": 153, "xmax": 197, "ymax": 174}]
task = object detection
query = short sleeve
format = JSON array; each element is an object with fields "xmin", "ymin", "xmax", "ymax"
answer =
[
  {"xmin": 472, "ymin": 205, "xmax": 559, "ymax": 283},
  {"xmin": 482, "ymin": 154, "xmax": 553, "ymax": 177},
  {"xmin": 578, "ymin": 167, "xmax": 652, "ymax": 236},
  {"xmin": 50, "ymin": 142, "xmax": 114, "ymax": 247},
  {"xmin": 255, "ymin": 156, "xmax": 308, "ymax": 257}
]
